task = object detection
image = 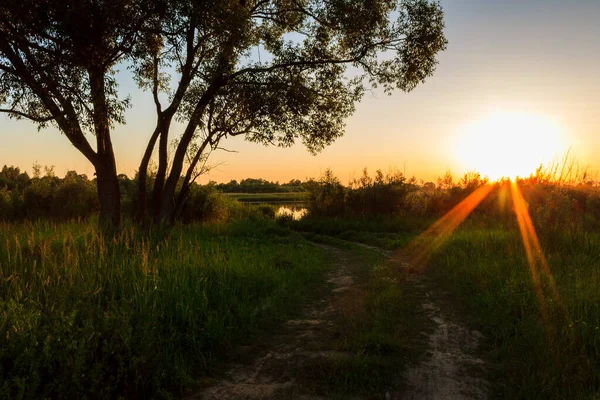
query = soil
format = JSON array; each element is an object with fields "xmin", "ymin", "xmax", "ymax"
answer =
[
  {"xmin": 187, "ymin": 243, "xmax": 489, "ymax": 400},
  {"xmin": 393, "ymin": 258, "xmax": 488, "ymax": 400}
]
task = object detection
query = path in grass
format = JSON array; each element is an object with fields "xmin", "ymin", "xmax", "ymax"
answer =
[
  {"xmin": 391, "ymin": 255, "xmax": 488, "ymax": 400},
  {"xmin": 189, "ymin": 243, "xmax": 488, "ymax": 400}
]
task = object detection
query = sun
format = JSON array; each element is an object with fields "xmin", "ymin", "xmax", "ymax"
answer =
[{"xmin": 455, "ymin": 111, "xmax": 565, "ymax": 181}]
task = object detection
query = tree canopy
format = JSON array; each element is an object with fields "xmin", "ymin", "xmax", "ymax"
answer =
[{"xmin": 0, "ymin": 0, "xmax": 447, "ymax": 226}]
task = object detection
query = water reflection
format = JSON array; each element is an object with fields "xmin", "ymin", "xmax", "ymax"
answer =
[{"xmin": 276, "ymin": 206, "xmax": 308, "ymax": 220}]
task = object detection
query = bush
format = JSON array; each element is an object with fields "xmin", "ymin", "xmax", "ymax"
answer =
[
  {"xmin": 306, "ymin": 169, "xmax": 346, "ymax": 216},
  {"xmin": 179, "ymin": 185, "xmax": 232, "ymax": 222}
]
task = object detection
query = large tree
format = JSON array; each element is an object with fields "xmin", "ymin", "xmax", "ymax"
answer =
[
  {"xmin": 0, "ymin": 0, "xmax": 161, "ymax": 227},
  {"xmin": 0, "ymin": 0, "xmax": 447, "ymax": 227}
]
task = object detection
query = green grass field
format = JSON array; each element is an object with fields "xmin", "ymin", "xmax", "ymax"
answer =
[
  {"xmin": 427, "ymin": 222, "xmax": 600, "ymax": 399},
  {"xmin": 292, "ymin": 214, "xmax": 600, "ymax": 399},
  {"xmin": 2, "ymin": 207, "xmax": 599, "ymax": 399},
  {"xmin": 223, "ymin": 192, "xmax": 308, "ymax": 203},
  {"xmin": 0, "ymin": 218, "xmax": 328, "ymax": 399},
  {"xmin": 289, "ymin": 215, "xmax": 434, "ymax": 250}
]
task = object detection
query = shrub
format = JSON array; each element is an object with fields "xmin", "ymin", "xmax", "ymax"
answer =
[{"xmin": 179, "ymin": 185, "xmax": 231, "ymax": 222}]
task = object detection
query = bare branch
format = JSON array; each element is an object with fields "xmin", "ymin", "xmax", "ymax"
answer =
[{"xmin": 214, "ymin": 146, "xmax": 239, "ymax": 153}]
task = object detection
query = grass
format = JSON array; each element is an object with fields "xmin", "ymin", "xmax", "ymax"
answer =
[
  {"xmin": 295, "ymin": 213, "xmax": 600, "ymax": 399},
  {"xmin": 426, "ymin": 221, "xmax": 600, "ymax": 399},
  {"xmin": 287, "ymin": 214, "xmax": 433, "ymax": 250},
  {"xmin": 293, "ymin": 241, "xmax": 432, "ymax": 398},
  {"xmin": 3, "ymin": 200, "xmax": 599, "ymax": 399},
  {"xmin": 223, "ymin": 192, "xmax": 308, "ymax": 203},
  {"xmin": 0, "ymin": 218, "xmax": 328, "ymax": 399}
]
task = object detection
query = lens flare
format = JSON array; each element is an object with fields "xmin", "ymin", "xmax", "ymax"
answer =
[
  {"xmin": 403, "ymin": 184, "xmax": 493, "ymax": 269},
  {"xmin": 510, "ymin": 181, "xmax": 565, "ymax": 333},
  {"xmin": 396, "ymin": 179, "xmax": 567, "ymax": 349}
]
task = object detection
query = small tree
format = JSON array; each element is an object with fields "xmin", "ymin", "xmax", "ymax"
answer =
[{"xmin": 1, "ymin": 0, "xmax": 447, "ymax": 227}]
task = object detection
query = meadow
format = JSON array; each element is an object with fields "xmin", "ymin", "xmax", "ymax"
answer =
[
  {"xmin": 223, "ymin": 192, "xmax": 308, "ymax": 204},
  {"xmin": 428, "ymin": 221, "xmax": 600, "ymax": 399},
  {"xmin": 0, "ymin": 217, "xmax": 329, "ymax": 399},
  {"xmin": 296, "ymin": 211, "xmax": 600, "ymax": 399},
  {"xmin": 285, "ymin": 168, "xmax": 600, "ymax": 399},
  {"xmin": 1, "ymin": 166, "xmax": 599, "ymax": 399}
]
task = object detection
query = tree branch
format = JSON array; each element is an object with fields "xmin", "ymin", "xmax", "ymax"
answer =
[{"xmin": 0, "ymin": 108, "xmax": 55, "ymax": 122}]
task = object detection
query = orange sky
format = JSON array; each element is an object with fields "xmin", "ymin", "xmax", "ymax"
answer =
[{"xmin": 1, "ymin": 0, "xmax": 599, "ymax": 184}]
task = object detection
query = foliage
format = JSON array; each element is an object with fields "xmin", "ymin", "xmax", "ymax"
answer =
[
  {"xmin": 178, "ymin": 184, "xmax": 235, "ymax": 222},
  {"xmin": 345, "ymin": 168, "xmax": 417, "ymax": 215},
  {"xmin": 306, "ymin": 168, "xmax": 347, "ymax": 216},
  {"xmin": 1, "ymin": 0, "xmax": 447, "ymax": 225},
  {"xmin": 0, "ymin": 164, "xmax": 291, "ymax": 224},
  {"xmin": 215, "ymin": 178, "xmax": 307, "ymax": 193},
  {"xmin": 305, "ymin": 168, "xmax": 486, "ymax": 217},
  {"xmin": 0, "ymin": 165, "xmax": 99, "ymax": 221}
]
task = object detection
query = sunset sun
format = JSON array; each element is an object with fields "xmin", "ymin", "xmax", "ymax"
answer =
[{"xmin": 455, "ymin": 111, "xmax": 566, "ymax": 180}]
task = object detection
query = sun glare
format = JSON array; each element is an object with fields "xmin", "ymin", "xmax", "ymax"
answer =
[{"xmin": 455, "ymin": 111, "xmax": 565, "ymax": 180}]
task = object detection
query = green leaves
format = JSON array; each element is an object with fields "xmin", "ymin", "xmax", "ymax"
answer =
[{"xmin": 1, "ymin": 0, "xmax": 447, "ymax": 223}]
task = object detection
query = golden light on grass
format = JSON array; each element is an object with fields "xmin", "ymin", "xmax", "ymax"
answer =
[
  {"xmin": 400, "ymin": 177, "xmax": 567, "ymax": 346},
  {"xmin": 510, "ymin": 181, "xmax": 564, "ymax": 332},
  {"xmin": 455, "ymin": 111, "xmax": 565, "ymax": 180},
  {"xmin": 405, "ymin": 184, "xmax": 493, "ymax": 269}
]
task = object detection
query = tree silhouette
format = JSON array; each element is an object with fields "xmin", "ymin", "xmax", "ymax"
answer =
[
  {"xmin": 0, "ymin": 0, "xmax": 160, "ymax": 227},
  {"xmin": 1, "ymin": 0, "xmax": 447, "ymax": 227}
]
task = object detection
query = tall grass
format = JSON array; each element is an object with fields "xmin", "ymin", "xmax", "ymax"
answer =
[
  {"xmin": 428, "ymin": 221, "xmax": 600, "ymax": 399},
  {"xmin": 0, "ymin": 218, "xmax": 328, "ymax": 399}
]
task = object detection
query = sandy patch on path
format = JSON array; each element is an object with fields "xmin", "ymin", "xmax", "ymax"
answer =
[{"xmin": 394, "ymin": 259, "xmax": 488, "ymax": 400}]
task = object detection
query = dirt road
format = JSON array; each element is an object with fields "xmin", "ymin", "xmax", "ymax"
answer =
[{"xmin": 188, "ymin": 243, "xmax": 488, "ymax": 400}]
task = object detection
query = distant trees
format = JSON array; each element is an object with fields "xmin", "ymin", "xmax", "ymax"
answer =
[
  {"xmin": 0, "ymin": 164, "xmax": 309, "ymax": 222},
  {"xmin": 0, "ymin": 165, "xmax": 98, "ymax": 220},
  {"xmin": 215, "ymin": 178, "xmax": 307, "ymax": 193},
  {"xmin": 1, "ymin": 0, "xmax": 447, "ymax": 227},
  {"xmin": 304, "ymin": 168, "xmax": 600, "ymax": 226},
  {"xmin": 2, "ymin": 163, "xmax": 600, "ymax": 233}
]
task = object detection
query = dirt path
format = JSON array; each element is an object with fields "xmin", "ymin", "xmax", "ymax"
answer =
[
  {"xmin": 188, "ymin": 243, "xmax": 488, "ymax": 400},
  {"xmin": 188, "ymin": 244, "xmax": 356, "ymax": 400},
  {"xmin": 391, "ymin": 259, "xmax": 488, "ymax": 400}
]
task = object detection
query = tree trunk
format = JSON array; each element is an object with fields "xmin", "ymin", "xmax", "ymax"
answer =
[
  {"xmin": 89, "ymin": 67, "xmax": 121, "ymax": 230},
  {"xmin": 156, "ymin": 84, "xmax": 222, "ymax": 223},
  {"xmin": 95, "ymin": 156, "xmax": 121, "ymax": 229},
  {"xmin": 150, "ymin": 117, "xmax": 171, "ymax": 217},
  {"xmin": 137, "ymin": 124, "xmax": 162, "ymax": 223},
  {"xmin": 170, "ymin": 139, "xmax": 210, "ymax": 223}
]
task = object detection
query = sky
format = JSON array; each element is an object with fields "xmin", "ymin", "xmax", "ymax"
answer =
[{"xmin": 1, "ymin": 0, "xmax": 599, "ymax": 184}]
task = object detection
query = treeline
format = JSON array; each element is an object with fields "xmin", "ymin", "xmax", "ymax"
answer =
[
  {"xmin": 306, "ymin": 167, "xmax": 600, "ymax": 230},
  {"xmin": 306, "ymin": 168, "xmax": 488, "ymax": 217},
  {"xmin": 0, "ymin": 165, "xmax": 101, "ymax": 220},
  {"xmin": 0, "ymin": 165, "xmax": 291, "ymax": 222},
  {"xmin": 4, "ymin": 162, "xmax": 600, "ymax": 229},
  {"xmin": 213, "ymin": 178, "xmax": 307, "ymax": 193}
]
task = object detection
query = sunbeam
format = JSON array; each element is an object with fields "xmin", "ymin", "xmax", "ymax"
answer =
[
  {"xmin": 399, "ymin": 180, "xmax": 566, "ymax": 335},
  {"xmin": 403, "ymin": 184, "xmax": 493, "ymax": 269},
  {"xmin": 510, "ymin": 181, "xmax": 565, "ymax": 329}
]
